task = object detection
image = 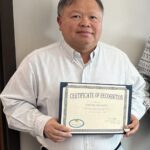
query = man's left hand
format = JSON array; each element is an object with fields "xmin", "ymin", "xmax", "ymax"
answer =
[{"xmin": 124, "ymin": 114, "xmax": 139, "ymax": 137}]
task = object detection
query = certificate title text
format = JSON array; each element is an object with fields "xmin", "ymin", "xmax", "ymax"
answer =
[{"xmin": 69, "ymin": 92, "xmax": 123, "ymax": 100}]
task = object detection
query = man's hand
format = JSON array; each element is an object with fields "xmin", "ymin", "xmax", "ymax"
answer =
[
  {"xmin": 124, "ymin": 115, "xmax": 140, "ymax": 137},
  {"xmin": 44, "ymin": 118, "xmax": 72, "ymax": 142}
]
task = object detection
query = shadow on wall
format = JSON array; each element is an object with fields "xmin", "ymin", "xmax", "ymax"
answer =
[
  {"xmin": 122, "ymin": 113, "xmax": 150, "ymax": 150},
  {"xmin": 101, "ymin": 33, "xmax": 146, "ymax": 65}
]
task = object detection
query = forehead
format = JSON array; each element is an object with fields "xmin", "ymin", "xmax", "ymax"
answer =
[{"xmin": 62, "ymin": 0, "xmax": 102, "ymax": 14}]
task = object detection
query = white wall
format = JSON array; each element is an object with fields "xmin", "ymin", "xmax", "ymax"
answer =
[
  {"xmin": 102, "ymin": 0, "xmax": 150, "ymax": 65},
  {"xmin": 13, "ymin": 0, "xmax": 150, "ymax": 150}
]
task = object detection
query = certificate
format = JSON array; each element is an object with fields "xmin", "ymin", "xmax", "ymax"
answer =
[{"xmin": 59, "ymin": 82, "xmax": 132, "ymax": 134}]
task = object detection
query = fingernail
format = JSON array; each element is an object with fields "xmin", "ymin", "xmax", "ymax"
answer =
[{"xmin": 124, "ymin": 128, "xmax": 130, "ymax": 132}]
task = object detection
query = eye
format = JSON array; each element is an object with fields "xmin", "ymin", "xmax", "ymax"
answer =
[
  {"xmin": 90, "ymin": 16, "xmax": 97, "ymax": 20},
  {"xmin": 71, "ymin": 15, "xmax": 81, "ymax": 19}
]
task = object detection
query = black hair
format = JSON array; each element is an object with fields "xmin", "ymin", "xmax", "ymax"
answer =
[{"xmin": 57, "ymin": 0, "xmax": 104, "ymax": 16}]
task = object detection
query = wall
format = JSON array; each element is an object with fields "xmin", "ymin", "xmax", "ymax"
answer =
[{"xmin": 12, "ymin": 0, "xmax": 150, "ymax": 150}]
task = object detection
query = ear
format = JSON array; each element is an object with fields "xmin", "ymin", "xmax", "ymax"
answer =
[{"xmin": 57, "ymin": 16, "xmax": 62, "ymax": 30}]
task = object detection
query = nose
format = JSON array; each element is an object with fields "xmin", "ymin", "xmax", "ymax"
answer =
[{"xmin": 79, "ymin": 17, "xmax": 90, "ymax": 27}]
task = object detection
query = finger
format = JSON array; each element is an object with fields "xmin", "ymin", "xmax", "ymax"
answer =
[
  {"xmin": 128, "ymin": 115, "xmax": 139, "ymax": 128},
  {"xmin": 44, "ymin": 118, "xmax": 72, "ymax": 142},
  {"xmin": 125, "ymin": 122, "xmax": 139, "ymax": 137},
  {"xmin": 125, "ymin": 124, "xmax": 139, "ymax": 137},
  {"xmin": 123, "ymin": 126, "xmax": 130, "ymax": 137},
  {"xmin": 124, "ymin": 115, "xmax": 140, "ymax": 137},
  {"xmin": 45, "ymin": 124, "xmax": 72, "ymax": 140},
  {"xmin": 49, "ymin": 119, "xmax": 71, "ymax": 132},
  {"xmin": 48, "ymin": 134, "xmax": 66, "ymax": 142},
  {"xmin": 124, "ymin": 128, "xmax": 130, "ymax": 133},
  {"xmin": 55, "ymin": 124, "xmax": 72, "ymax": 132},
  {"xmin": 51, "ymin": 123, "xmax": 72, "ymax": 137},
  {"xmin": 128, "ymin": 121, "xmax": 139, "ymax": 131},
  {"xmin": 52, "ymin": 128, "xmax": 72, "ymax": 138}
]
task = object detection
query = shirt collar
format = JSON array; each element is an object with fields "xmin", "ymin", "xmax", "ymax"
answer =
[{"xmin": 61, "ymin": 39, "xmax": 99, "ymax": 62}]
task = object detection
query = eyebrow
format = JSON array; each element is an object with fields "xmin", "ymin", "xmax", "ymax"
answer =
[{"xmin": 69, "ymin": 10, "xmax": 101, "ymax": 15}]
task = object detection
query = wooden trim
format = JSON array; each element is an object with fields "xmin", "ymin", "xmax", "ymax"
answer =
[
  {"xmin": 0, "ymin": 17, "xmax": 4, "ymax": 149},
  {"xmin": 0, "ymin": 0, "xmax": 20, "ymax": 150},
  {"xmin": 0, "ymin": 0, "xmax": 16, "ymax": 83},
  {"xmin": 0, "ymin": 104, "xmax": 4, "ymax": 150}
]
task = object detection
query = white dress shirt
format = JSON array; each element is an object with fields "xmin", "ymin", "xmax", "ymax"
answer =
[{"xmin": 0, "ymin": 39, "xmax": 146, "ymax": 150}]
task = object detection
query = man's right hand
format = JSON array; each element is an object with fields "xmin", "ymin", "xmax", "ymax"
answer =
[{"xmin": 44, "ymin": 118, "xmax": 72, "ymax": 142}]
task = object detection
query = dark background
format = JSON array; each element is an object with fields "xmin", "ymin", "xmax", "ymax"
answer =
[{"xmin": 0, "ymin": 0, "xmax": 20, "ymax": 150}]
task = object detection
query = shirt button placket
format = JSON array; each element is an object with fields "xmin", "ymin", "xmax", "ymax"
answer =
[
  {"xmin": 82, "ymin": 64, "xmax": 91, "ymax": 83},
  {"xmin": 84, "ymin": 136, "xmax": 93, "ymax": 150}
]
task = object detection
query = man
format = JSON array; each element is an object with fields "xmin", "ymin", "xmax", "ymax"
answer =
[{"xmin": 0, "ymin": 0, "xmax": 146, "ymax": 149}]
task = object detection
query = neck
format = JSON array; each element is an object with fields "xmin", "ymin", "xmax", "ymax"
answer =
[{"xmin": 80, "ymin": 52, "xmax": 91, "ymax": 64}]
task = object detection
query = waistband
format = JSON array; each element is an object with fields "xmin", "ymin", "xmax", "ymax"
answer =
[{"xmin": 41, "ymin": 142, "xmax": 121, "ymax": 150}]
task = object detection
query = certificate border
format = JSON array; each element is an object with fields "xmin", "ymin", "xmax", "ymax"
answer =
[{"xmin": 59, "ymin": 82, "xmax": 132, "ymax": 134}]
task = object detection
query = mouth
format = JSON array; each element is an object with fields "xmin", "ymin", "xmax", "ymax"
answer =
[{"xmin": 76, "ymin": 31, "xmax": 93, "ymax": 36}]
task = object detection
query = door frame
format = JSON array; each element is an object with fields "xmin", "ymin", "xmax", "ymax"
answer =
[{"xmin": 0, "ymin": 0, "xmax": 20, "ymax": 150}]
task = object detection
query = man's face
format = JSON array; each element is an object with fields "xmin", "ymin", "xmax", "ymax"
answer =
[{"xmin": 57, "ymin": 0, "xmax": 103, "ymax": 53}]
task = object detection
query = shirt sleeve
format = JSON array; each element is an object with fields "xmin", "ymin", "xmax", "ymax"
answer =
[
  {"xmin": 142, "ymin": 75, "xmax": 150, "ymax": 111},
  {"xmin": 124, "ymin": 55, "xmax": 146, "ymax": 120},
  {"xmin": 0, "ymin": 56, "xmax": 51, "ymax": 137}
]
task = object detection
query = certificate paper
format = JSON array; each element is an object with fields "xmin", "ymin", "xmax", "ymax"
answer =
[{"xmin": 59, "ymin": 82, "xmax": 132, "ymax": 134}]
